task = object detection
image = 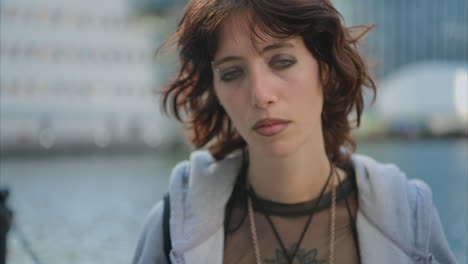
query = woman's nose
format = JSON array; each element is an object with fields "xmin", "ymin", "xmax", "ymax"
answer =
[{"xmin": 249, "ymin": 66, "xmax": 278, "ymax": 109}]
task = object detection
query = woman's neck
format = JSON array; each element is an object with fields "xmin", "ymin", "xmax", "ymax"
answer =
[{"xmin": 247, "ymin": 146, "xmax": 335, "ymax": 204}]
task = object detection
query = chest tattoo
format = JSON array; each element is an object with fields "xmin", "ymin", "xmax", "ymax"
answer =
[{"xmin": 264, "ymin": 243, "xmax": 327, "ymax": 264}]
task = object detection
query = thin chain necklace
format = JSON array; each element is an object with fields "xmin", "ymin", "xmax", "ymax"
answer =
[{"xmin": 247, "ymin": 165, "xmax": 337, "ymax": 264}]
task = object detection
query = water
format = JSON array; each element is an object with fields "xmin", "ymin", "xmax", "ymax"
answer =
[
  {"xmin": 1, "ymin": 139, "xmax": 466, "ymax": 264},
  {"xmin": 1, "ymin": 151, "xmax": 186, "ymax": 264}
]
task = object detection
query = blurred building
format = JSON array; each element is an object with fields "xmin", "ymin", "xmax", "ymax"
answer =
[
  {"xmin": 0, "ymin": 0, "xmax": 179, "ymax": 153},
  {"xmin": 333, "ymin": 0, "xmax": 468, "ymax": 79},
  {"xmin": 373, "ymin": 62, "xmax": 468, "ymax": 137},
  {"xmin": 332, "ymin": 0, "xmax": 468, "ymax": 137}
]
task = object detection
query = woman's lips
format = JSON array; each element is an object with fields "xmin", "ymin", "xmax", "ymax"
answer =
[{"xmin": 253, "ymin": 119, "xmax": 290, "ymax": 137}]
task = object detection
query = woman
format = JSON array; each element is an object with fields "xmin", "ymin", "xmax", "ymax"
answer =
[{"xmin": 132, "ymin": 0, "xmax": 456, "ymax": 263}]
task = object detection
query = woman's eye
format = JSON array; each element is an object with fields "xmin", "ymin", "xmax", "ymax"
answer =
[
  {"xmin": 220, "ymin": 69, "xmax": 243, "ymax": 82},
  {"xmin": 271, "ymin": 55, "xmax": 296, "ymax": 69}
]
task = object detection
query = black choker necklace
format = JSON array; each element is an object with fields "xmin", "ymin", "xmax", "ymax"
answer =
[{"xmin": 247, "ymin": 172, "xmax": 354, "ymax": 217}]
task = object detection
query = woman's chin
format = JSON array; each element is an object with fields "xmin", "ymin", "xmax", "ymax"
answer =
[{"xmin": 249, "ymin": 140, "xmax": 299, "ymax": 158}]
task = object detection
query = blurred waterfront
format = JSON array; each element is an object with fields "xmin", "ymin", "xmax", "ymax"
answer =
[
  {"xmin": 1, "ymin": 0, "xmax": 467, "ymax": 263},
  {"xmin": 1, "ymin": 139, "xmax": 467, "ymax": 264}
]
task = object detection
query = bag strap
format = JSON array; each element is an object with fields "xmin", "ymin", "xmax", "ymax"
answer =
[{"xmin": 162, "ymin": 193, "xmax": 172, "ymax": 263}]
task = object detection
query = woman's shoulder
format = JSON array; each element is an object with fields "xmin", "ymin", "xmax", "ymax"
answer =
[
  {"xmin": 132, "ymin": 199, "xmax": 167, "ymax": 264},
  {"xmin": 350, "ymin": 153, "xmax": 433, "ymax": 229},
  {"xmin": 351, "ymin": 154, "xmax": 456, "ymax": 263},
  {"xmin": 350, "ymin": 153, "xmax": 432, "ymax": 202},
  {"xmin": 351, "ymin": 154, "xmax": 433, "ymax": 245}
]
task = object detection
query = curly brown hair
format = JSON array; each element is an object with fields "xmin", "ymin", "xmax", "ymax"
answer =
[{"xmin": 160, "ymin": 0, "xmax": 376, "ymax": 161}]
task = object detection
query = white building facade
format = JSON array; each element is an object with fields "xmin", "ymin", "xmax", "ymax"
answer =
[{"xmin": 0, "ymin": 0, "xmax": 177, "ymax": 152}]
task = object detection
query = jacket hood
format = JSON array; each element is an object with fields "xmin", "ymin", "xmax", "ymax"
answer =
[
  {"xmin": 168, "ymin": 150, "xmax": 243, "ymax": 252},
  {"xmin": 167, "ymin": 150, "xmax": 430, "ymax": 257}
]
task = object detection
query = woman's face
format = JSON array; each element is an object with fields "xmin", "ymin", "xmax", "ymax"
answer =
[{"xmin": 212, "ymin": 13, "xmax": 325, "ymax": 157}]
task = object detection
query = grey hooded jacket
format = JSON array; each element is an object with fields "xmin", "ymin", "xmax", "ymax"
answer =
[{"xmin": 132, "ymin": 150, "xmax": 456, "ymax": 264}]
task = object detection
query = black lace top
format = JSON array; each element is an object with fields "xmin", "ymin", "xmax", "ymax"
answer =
[{"xmin": 223, "ymin": 154, "xmax": 361, "ymax": 264}]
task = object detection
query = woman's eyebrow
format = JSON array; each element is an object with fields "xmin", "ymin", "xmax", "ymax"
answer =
[
  {"xmin": 212, "ymin": 56, "xmax": 242, "ymax": 68},
  {"xmin": 259, "ymin": 42, "xmax": 294, "ymax": 55}
]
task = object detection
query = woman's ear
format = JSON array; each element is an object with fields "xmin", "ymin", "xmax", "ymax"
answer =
[{"xmin": 320, "ymin": 62, "xmax": 329, "ymax": 86}]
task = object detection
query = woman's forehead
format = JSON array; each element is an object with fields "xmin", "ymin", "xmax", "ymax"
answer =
[{"xmin": 215, "ymin": 11, "xmax": 297, "ymax": 58}]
